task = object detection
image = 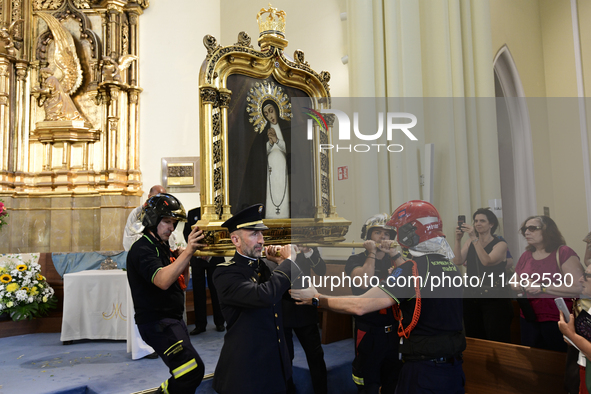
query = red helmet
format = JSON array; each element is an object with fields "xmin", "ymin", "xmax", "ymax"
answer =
[{"xmin": 387, "ymin": 200, "xmax": 445, "ymax": 248}]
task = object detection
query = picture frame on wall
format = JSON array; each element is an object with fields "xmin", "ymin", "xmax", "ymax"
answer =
[{"xmin": 161, "ymin": 156, "xmax": 199, "ymax": 193}]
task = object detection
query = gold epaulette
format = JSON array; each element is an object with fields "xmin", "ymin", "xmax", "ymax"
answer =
[{"xmin": 217, "ymin": 260, "xmax": 236, "ymax": 267}]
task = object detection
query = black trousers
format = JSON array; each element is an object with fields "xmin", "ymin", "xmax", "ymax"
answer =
[
  {"xmin": 463, "ymin": 298, "xmax": 513, "ymax": 343},
  {"xmin": 191, "ymin": 257, "xmax": 224, "ymax": 328},
  {"xmin": 138, "ymin": 318, "xmax": 204, "ymax": 394},
  {"xmin": 395, "ymin": 358, "xmax": 465, "ymax": 394},
  {"xmin": 519, "ymin": 316, "xmax": 567, "ymax": 352},
  {"xmin": 352, "ymin": 321, "xmax": 402, "ymax": 394},
  {"xmin": 284, "ymin": 323, "xmax": 328, "ymax": 394}
]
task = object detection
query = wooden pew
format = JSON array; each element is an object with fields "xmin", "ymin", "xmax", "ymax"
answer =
[{"xmin": 464, "ymin": 337, "xmax": 567, "ymax": 394}]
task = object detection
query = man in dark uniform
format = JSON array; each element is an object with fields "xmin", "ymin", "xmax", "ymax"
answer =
[
  {"xmin": 345, "ymin": 213, "xmax": 403, "ymax": 394},
  {"xmin": 212, "ymin": 204, "xmax": 302, "ymax": 394},
  {"xmin": 183, "ymin": 207, "xmax": 225, "ymax": 334},
  {"xmin": 283, "ymin": 246, "xmax": 328, "ymax": 394},
  {"xmin": 127, "ymin": 193, "xmax": 206, "ymax": 394},
  {"xmin": 292, "ymin": 201, "xmax": 466, "ymax": 394}
]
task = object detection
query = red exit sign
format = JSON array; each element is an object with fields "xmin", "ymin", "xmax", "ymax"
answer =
[{"xmin": 338, "ymin": 166, "xmax": 348, "ymax": 180}]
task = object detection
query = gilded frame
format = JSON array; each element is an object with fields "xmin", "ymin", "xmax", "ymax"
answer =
[{"xmin": 197, "ymin": 29, "xmax": 350, "ymax": 250}]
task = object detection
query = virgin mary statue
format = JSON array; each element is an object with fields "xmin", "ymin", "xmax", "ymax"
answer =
[{"xmin": 262, "ymin": 100, "xmax": 290, "ymax": 218}]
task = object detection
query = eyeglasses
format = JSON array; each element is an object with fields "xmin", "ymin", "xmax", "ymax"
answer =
[
  {"xmin": 583, "ymin": 273, "xmax": 591, "ymax": 282},
  {"xmin": 521, "ymin": 225, "xmax": 542, "ymax": 235}
]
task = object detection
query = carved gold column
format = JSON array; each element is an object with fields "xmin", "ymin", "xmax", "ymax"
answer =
[
  {"xmin": 107, "ymin": 85, "xmax": 119, "ymax": 170},
  {"xmin": 0, "ymin": 60, "xmax": 10, "ymax": 188},
  {"xmin": 126, "ymin": 7, "xmax": 141, "ymax": 188},
  {"xmin": 14, "ymin": 61, "xmax": 28, "ymax": 189},
  {"xmin": 323, "ymin": 112, "xmax": 338, "ymax": 217},
  {"xmin": 126, "ymin": 8, "xmax": 140, "ymax": 86},
  {"xmin": 218, "ymin": 88, "xmax": 232, "ymax": 220},
  {"xmin": 200, "ymin": 85, "xmax": 217, "ymax": 221},
  {"xmin": 107, "ymin": 3, "xmax": 121, "ymax": 58},
  {"xmin": 127, "ymin": 87, "xmax": 141, "ymax": 186}
]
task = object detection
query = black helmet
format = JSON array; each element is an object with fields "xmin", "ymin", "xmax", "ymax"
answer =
[{"xmin": 141, "ymin": 193, "xmax": 187, "ymax": 228}]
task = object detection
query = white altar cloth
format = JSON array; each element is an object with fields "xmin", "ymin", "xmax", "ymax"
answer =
[{"xmin": 60, "ymin": 270, "xmax": 128, "ymax": 342}]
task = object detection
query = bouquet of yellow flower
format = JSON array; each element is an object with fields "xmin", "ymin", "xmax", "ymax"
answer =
[
  {"xmin": 0, "ymin": 254, "xmax": 57, "ymax": 321},
  {"xmin": 0, "ymin": 199, "xmax": 8, "ymax": 232}
]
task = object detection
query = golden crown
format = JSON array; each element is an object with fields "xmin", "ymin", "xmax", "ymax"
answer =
[{"xmin": 257, "ymin": 4, "xmax": 286, "ymax": 37}]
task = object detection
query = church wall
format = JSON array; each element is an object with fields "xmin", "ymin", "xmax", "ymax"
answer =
[
  {"xmin": 138, "ymin": 0, "xmax": 221, "ymax": 240},
  {"xmin": 539, "ymin": 0, "xmax": 589, "ymax": 256},
  {"xmin": 489, "ymin": 0, "xmax": 555, "ymax": 239},
  {"xmin": 489, "ymin": 0, "xmax": 591, "ymax": 257}
]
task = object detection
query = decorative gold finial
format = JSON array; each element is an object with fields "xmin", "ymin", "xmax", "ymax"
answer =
[
  {"xmin": 257, "ymin": 3, "xmax": 286, "ymax": 37},
  {"xmin": 256, "ymin": 4, "xmax": 288, "ymax": 50}
]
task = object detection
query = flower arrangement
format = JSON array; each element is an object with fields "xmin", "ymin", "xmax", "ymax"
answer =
[
  {"xmin": 0, "ymin": 254, "xmax": 57, "ymax": 321},
  {"xmin": 0, "ymin": 199, "xmax": 8, "ymax": 232}
]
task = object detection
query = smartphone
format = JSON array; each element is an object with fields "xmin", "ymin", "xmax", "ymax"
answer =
[
  {"xmin": 458, "ymin": 215, "xmax": 466, "ymax": 230},
  {"xmin": 555, "ymin": 297, "xmax": 570, "ymax": 323}
]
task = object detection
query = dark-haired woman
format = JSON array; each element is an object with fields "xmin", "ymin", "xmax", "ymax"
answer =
[
  {"xmin": 513, "ymin": 215, "xmax": 583, "ymax": 351},
  {"xmin": 453, "ymin": 208, "xmax": 513, "ymax": 342}
]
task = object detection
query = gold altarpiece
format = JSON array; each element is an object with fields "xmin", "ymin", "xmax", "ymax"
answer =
[
  {"xmin": 197, "ymin": 6, "xmax": 350, "ymax": 253},
  {"xmin": 0, "ymin": 0, "xmax": 148, "ymax": 253}
]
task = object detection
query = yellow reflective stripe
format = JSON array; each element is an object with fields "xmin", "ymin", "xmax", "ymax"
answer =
[
  {"xmin": 378, "ymin": 285, "xmax": 400, "ymax": 304},
  {"xmin": 172, "ymin": 358, "xmax": 198, "ymax": 379},
  {"xmin": 163, "ymin": 340, "xmax": 183, "ymax": 356},
  {"xmin": 352, "ymin": 374, "xmax": 364, "ymax": 385},
  {"xmin": 160, "ymin": 380, "xmax": 169, "ymax": 394},
  {"xmin": 236, "ymin": 220, "xmax": 264, "ymax": 229}
]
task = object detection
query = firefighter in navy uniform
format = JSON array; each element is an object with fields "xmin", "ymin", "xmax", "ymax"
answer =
[
  {"xmin": 344, "ymin": 213, "xmax": 403, "ymax": 394},
  {"xmin": 212, "ymin": 204, "xmax": 302, "ymax": 394},
  {"xmin": 292, "ymin": 200, "xmax": 466, "ymax": 394},
  {"xmin": 127, "ymin": 193, "xmax": 206, "ymax": 394}
]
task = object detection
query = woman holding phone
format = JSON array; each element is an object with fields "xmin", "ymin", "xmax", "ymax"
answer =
[
  {"xmin": 514, "ymin": 215, "xmax": 583, "ymax": 351},
  {"xmin": 453, "ymin": 208, "xmax": 513, "ymax": 342}
]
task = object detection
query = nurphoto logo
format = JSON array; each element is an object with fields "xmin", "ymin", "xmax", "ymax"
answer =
[{"xmin": 304, "ymin": 108, "xmax": 418, "ymax": 153}]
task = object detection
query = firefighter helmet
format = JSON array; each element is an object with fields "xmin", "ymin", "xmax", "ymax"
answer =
[
  {"xmin": 360, "ymin": 213, "xmax": 396, "ymax": 240},
  {"xmin": 141, "ymin": 193, "xmax": 187, "ymax": 228},
  {"xmin": 387, "ymin": 200, "xmax": 444, "ymax": 248}
]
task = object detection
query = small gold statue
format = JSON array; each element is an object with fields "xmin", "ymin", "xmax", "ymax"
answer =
[
  {"xmin": 101, "ymin": 54, "xmax": 137, "ymax": 83},
  {"xmin": 32, "ymin": 12, "xmax": 85, "ymax": 122}
]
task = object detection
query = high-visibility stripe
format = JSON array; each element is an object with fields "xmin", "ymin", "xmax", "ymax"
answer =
[
  {"xmin": 352, "ymin": 374, "xmax": 364, "ymax": 385},
  {"xmin": 163, "ymin": 340, "xmax": 183, "ymax": 356},
  {"xmin": 172, "ymin": 358, "xmax": 198, "ymax": 379},
  {"xmin": 160, "ymin": 380, "xmax": 169, "ymax": 394},
  {"xmin": 378, "ymin": 285, "xmax": 400, "ymax": 304}
]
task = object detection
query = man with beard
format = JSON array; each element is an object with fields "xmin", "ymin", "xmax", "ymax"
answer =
[{"xmin": 212, "ymin": 204, "xmax": 302, "ymax": 394}]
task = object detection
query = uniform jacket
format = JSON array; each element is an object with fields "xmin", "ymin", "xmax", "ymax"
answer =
[
  {"xmin": 212, "ymin": 252, "xmax": 301, "ymax": 394},
  {"xmin": 379, "ymin": 253, "xmax": 466, "ymax": 359},
  {"xmin": 282, "ymin": 248, "xmax": 326, "ymax": 328},
  {"xmin": 126, "ymin": 233, "xmax": 184, "ymax": 324}
]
